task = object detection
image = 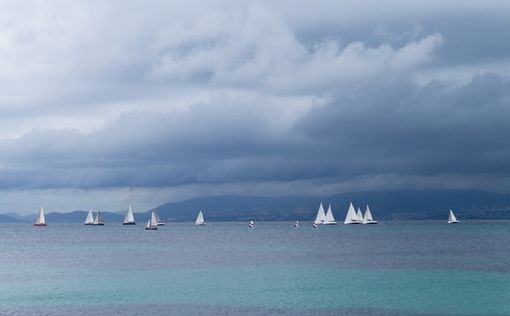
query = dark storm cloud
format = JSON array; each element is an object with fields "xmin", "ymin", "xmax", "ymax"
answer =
[{"xmin": 1, "ymin": 0, "xmax": 510, "ymax": 212}]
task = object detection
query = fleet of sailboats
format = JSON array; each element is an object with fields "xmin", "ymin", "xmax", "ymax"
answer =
[
  {"xmin": 123, "ymin": 205, "xmax": 136, "ymax": 225},
  {"xmin": 448, "ymin": 209, "xmax": 459, "ymax": 224},
  {"xmin": 195, "ymin": 210, "xmax": 205, "ymax": 226},
  {"xmin": 28, "ymin": 203, "xmax": 468, "ymax": 228},
  {"xmin": 34, "ymin": 207, "xmax": 47, "ymax": 226}
]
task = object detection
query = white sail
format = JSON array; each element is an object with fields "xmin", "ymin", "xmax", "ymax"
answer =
[
  {"xmin": 362, "ymin": 205, "xmax": 378, "ymax": 224},
  {"xmin": 344, "ymin": 202, "xmax": 362, "ymax": 224},
  {"xmin": 323, "ymin": 204, "xmax": 337, "ymax": 225},
  {"xmin": 123, "ymin": 205, "xmax": 136, "ymax": 224},
  {"xmin": 314, "ymin": 203, "xmax": 327, "ymax": 225},
  {"xmin": 448, "ymin": 209, "xmax": 459, "ymax": 224},
  {"xmin": 195, "ymin": 210, "xmax": 205, "ymax": 225},
  {"xmin": 35, "ymin": 207, "xmax": 46, "ymax": 226},
  {"xmin": 146, "ymin": 210, "xmax": 158, "ymax": 229},
  {"xmin": 153, "ymin": 209, "xmax": 165, "ymax": 226},
  {"xmin": 93, "ymin": 210, "xmax": 104, "ymax": 225},
  {"xmin": 84, "ymin": 209, "xmax": 94, "ymax": 225},
  {"xmin": 356, "ymin": 208, "xmax": 363, "ymax": 221}
]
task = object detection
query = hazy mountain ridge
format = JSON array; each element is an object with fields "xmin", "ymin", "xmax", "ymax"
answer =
[{"xmin": 3, "ymin": 190, "xmax": 510, "ymax": 223}]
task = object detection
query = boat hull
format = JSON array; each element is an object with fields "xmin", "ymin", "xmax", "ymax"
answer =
[
  {"xmin": 344, "ymin": 221, "xmax": 362, "ymax": 225},
  {"xmin": 363, "ymin": 221, "xmax": 378, "ymax": 224},
  {"xmin": 323, "ymin": 222, "xmax": 338, "ymax": 225},
  {"xmin": 33, "ymin": 223, "xmax": 47, "ymax": 226},
  {"xmin": 156, "ymin": 223, "xmax": 165, "ymax": 226},
  {"xmin": 195, "ymin": 223, "xmax": 206, "ymax": 226},
  {"xmin": 448, "ymin": 221, "xmax": 459, "ymax": 224},
  {"xmin": 145, "ymin": 227, "xmax": 158, "ymax": 230},
  {"xmin": 93, "ymin": 223, "xmax": 105, "ymax": 226},
  {"xmin": 122, "ymin": 222, "xmax": 136, "ymax": 225},
  {"xmin": 84, "ymin": 223, "xmax": 94, "ymax": 226}
]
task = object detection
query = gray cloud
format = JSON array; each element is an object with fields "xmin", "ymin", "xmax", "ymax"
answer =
[{"xmin": 0, "ymin": 1, "xmax": 509, "ymax": 212}]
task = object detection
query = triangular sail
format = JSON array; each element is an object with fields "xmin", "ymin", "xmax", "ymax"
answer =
[
  {"xmin": 195, "ymin": 210, "xmax": 205, "ymax": 225},
  {"xmin": 123, "ymin": 205, "xmax": 136, "ymax": 224},
  {"xmin": 146, "ymin": 211, "xmax": 158, "ymax": 229},
  {"xmin": 35, "ymin": 207, "xmax": 46, "ymax": 225},
  {"xmin": 84, "ymin": 210, "xmax": 94, "ymax": 224},
  {"xmin": 344, "ymin": 202, "xmax": 361, "ymax": 224},
  {"xmin": 356, "ymin": 208, "xmax": 363, "ymax": 221},
  {"xmin": 362, "ymin": 205, "xmax": 377, "ymax": 224},
  {"xmin": 324, "ymin": 204, "xmax": 336, "ymax": 223},
  {"xmin": 314, "ymin": 203, "xmax": 326, "ymax": 225},
  {"xmin": 93, "ymin": 210, "xmax": 103, "ymax": 225},
  {"xmin": 363, "ymin": 206, "xmax": 374, "ymax": 222},
  {"xmin": 448, "ymin": 210, "xmax": 459, "ymax": 223}
]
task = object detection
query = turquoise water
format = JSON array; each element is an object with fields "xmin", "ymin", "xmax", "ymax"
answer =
[{"xmin": 1, "ymin": 221, "xmax": 510, "ymax": 315}]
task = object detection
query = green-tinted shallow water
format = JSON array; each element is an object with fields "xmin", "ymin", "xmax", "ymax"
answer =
[{"xmin": 1, "ymin": 221, "xmax": 510, "ymax": 315}]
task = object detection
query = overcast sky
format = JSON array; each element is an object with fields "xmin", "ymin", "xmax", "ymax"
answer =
[{"xmin": 1, "ymin": 0, "xmax": 510, "ymax": 213}]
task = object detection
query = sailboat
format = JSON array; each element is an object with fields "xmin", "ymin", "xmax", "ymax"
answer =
[
  {"xmin": 154, "ymin": 209, "xmax": 165, "ymax": 226},
  {"xmin": 93, "ymin": 210, "xmax": 104, "ymax": 226},
  {"xmin": 145, "ymin": 210, "xmax": 158, "ymax": 230},
  {"xmin": 195, "ymin": 210, "xmax": 206, "ymax": 226},
  {"xmin": 123, "ymin": 205, "xmax": 136, "ymax": 225},
  {"xmin": 84, "ymin": 209, "xmax": 94, "ymax": 225},
  {"xmin": 34, "ymin": 207, "xmax": 47, "ymax": 226},
  {"xmin": 293, "ymin": 220, "xmax": 299, "ymax": 228},
  {"xmin": 248, "ymin": 220, "xmax": 254, "ymax": 229},
  {"xmin": 313, "ymin": 203, "xmax": 326, "ymax": 225},
  {"xmin": 344, "ymin": 202, "xmax": 362, "ymax": 224},
  {"xmin": 323, "ymin": 204, "xmax": 338, "ymax": 225},
  {"xmin": 362, "ymin": 205, "xmax": 378, "ymax": 224},
  {"xmin": 448, "ymin": 209, "xmax": 459, "ymax": 224}
]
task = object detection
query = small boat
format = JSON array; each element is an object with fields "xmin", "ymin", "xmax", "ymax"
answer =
[
  {"xmin": 313, "ymin": 203, "xmax": 326, "ymax": 225},
  {"xmin": 84, "ymin": 209, "xmax": 94, "ymax": 225},
  {"xmin": 312, "ymin": 223, "xmax": 318, "ymax": 229},
  {"xmin": 154, "ymin": 209, "xmax": 165, "ymax": 226},
  {"xmin": 93, "ymin": 210, "xmax": 105, "ymax": 226},
  {"xmin": 248, "ymin": 220, "xmax": 254, "ymax": 229},
  {"xmin": 362, "ymin": 205, "xmax": 378, "ymax": 224},
  {"xmin": 323, "ymin": 204, "xmax": 338, "ymax": 225},
  {"xmin": 448, "ymin": 209, "xmax": 459, "ymax": 224},
  {"xmin": 145, "ymin": 210, "xmax": 158, "ymax": 230},
  {"xmin": 195, "ymin": 210, "xmax": 206, "ymax": 226},
  {"xmin": 34, "ymin": 207, "xmax": 47, "ymax": 226},
  {"xmin": 344, "ymin": 202, "xmax": 362, "ymax": 224},
  {"xmin": 293, "ymin": 220, "xmax": 299, "ymax": 228},
  {"xmin": 123, "ymin": 205, "xmax": 136, "ymax": 225}
]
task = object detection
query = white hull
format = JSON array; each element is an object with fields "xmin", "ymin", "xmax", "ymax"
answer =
[
  {"xmin": 195, "ymin": 223, "xmax": 206, "ymax": 226},
  {"xmin": 322, "ymin": 221, "xmax": 338, "ymax": 225},
  {"xmin": 448, "ymin": 220, "xmax": 459, "ymax": 224}
]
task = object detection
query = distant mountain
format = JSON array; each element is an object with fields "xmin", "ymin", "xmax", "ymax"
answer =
[
  {"xmin": 2, "ymin": 190, "xmax": 510, "ymax": 223},
  {"xmin": 152, "ymin": 190, "xmax": 510, "ymax": 222}
]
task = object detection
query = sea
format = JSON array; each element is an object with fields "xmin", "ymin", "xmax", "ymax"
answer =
[{"xmin": 1, "ymin": 221, "xmax": 509, "ymax": 315}]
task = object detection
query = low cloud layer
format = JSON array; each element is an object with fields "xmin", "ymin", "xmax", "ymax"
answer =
[{"xmin": 0, "ymin": 1, "xmax": 509, "ymax": 213}]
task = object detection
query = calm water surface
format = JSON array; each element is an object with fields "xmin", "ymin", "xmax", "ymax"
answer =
[{"xmin": 1, "ymin": 221, "xmax": 510, "ymax": 315}]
